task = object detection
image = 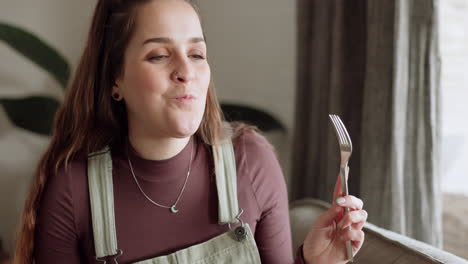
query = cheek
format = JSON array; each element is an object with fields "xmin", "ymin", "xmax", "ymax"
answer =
[
  {"xmin": 199, "ymin": 65, "xmax": 211, "ymax": 94},
  {"xmin": 123, "ymin": 62, "xmax": 167, "ymax": 94},
  {"xmin": 121, "ymin": 66, "xmax": 168, "ymax": 115},
  {"xmin": 132, "ymin": 66, "xmax": 166, "ymax": 93}
]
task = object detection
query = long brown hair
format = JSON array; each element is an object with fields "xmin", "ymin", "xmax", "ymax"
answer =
[{"xmin": 14, "ymin": 0, "xmax": 225, "ymax": 262}]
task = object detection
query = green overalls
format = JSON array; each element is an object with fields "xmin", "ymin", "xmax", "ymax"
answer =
[{"xmin": 87, "ymin": 140, "xmax": 262, "ymax": 263}]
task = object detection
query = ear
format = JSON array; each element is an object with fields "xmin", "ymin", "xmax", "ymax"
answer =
[
  {"xmin": 112, "ymin": 85, "xmax": 119, "ymax": 95},
  {"xmin": 112, "ymin": 79, "xmax": 120, "ymax": 94},
  {"xmin": 111, "ymin": 78, "xmax": 125, "ymax": 101}
]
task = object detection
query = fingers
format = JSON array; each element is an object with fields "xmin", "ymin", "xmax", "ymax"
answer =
[
  {"xmin": 341, "ymin": 229, "xmax": 365, "ymax": 250},
  {"xmin": 335, "ymin": 195, "xmax": 363, "ymax": 210},
  {"xmin": 313, "ymin": 203, "xmax": 343, "ymax": 229},
  {"xmin": 340, "ymin": 229, "xmax": 365, "ymax": 242},
  {"xmin": 316, "ymin": 195, "xmax": 364, "ymax": 229},
  {"xmin": 351, "ymin": 221, "xmax": 366, "ymax": 230},
  {"xmin": 336, "ymin": 210, "xmax": 368, "ymax": 230}
]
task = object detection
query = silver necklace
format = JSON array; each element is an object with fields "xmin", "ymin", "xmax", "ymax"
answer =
[{"xmin": 127, "ymin": 139, "xmax": 194, "ymax": 213}]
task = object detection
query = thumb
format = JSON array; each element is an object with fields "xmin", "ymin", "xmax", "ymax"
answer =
[{"xmin": 333, "ymin": 173, "xmax": 342, "ymax": 200}]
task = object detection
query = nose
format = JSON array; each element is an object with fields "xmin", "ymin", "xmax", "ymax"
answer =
[{"xmin": 171, "ymin": 56, "xmax": 195, "ymax": 84}]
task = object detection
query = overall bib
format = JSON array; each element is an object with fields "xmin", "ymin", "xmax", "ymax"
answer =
[{"xmin": 87, "ymin": 140, "xmax": 262, "ymax": 263}]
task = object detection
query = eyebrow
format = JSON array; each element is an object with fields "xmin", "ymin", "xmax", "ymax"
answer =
[{"xmin": 142, "ymin": 37, "xmax": 205, "ymax": 46}]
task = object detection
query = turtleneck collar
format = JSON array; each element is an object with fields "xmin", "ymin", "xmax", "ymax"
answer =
[{"xmin": 124, "ymin": 136, "xmax": 198, "ymax": 183}]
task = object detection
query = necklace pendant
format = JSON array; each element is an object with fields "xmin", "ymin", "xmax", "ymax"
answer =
[{"xmin": 170, "ymin": 205, "xmax": 179, "ymax": 213}]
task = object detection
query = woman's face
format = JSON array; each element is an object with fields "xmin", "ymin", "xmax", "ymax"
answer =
[{"xmin": 115, "ymin": 0, "xmax": 210, "ymax": 139}]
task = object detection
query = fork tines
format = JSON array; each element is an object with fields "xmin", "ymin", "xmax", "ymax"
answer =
[{"xmin": 329, "ymin": 114, "xmax": 352, "ymax": 152}]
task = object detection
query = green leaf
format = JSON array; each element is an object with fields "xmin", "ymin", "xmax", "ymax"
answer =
[
  {"xmin": 0, "ymin": 96, "xmax": 60, "ymax": 135},
  {"xmin": 220, "ymin": 103, "xmax": 286, "ymax": 133},
  {"xmin": 0, "ymin": 23, "xmax": 70, "ymax": 89}
]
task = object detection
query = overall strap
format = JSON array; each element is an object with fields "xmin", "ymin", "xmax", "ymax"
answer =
[
  {"xmin": 212, "ymin": 140, "xmax": 240, "ymax": 224},
  {"xmin": 88, "ymin": 146, "xmax": 120, "ymax": 259},
  {"xmin": 87, "ymin": 140, "xmax": 239, "ymax": 259}
]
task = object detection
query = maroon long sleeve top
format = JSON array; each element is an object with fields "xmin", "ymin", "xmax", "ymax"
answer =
[{"xmin": 34, "ymin": 131, "xmax": 306, "ymax": 263}]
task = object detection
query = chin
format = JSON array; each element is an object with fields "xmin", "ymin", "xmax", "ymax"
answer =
[
  {"xmin": 171, "ymin": 130, "xmax": 196, "ymax": 139},
  {"xmin": 169, "ymin": 119, "xmax": 202, "ymax": 138}
]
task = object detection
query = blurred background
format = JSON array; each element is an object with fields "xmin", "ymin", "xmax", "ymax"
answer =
[{"xmin": 0, "ymin": 0, "xmax": 467, "ymax": 261}]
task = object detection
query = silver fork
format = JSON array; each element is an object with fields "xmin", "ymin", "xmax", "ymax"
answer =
[{"xmin": 329, "ymin": 114, "xmax": 354, "ymax": 262}]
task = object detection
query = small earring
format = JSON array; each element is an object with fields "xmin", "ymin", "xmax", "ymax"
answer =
[{"xmin": 112, "ymin": 92, "xmax": 121, "ymax": 101}]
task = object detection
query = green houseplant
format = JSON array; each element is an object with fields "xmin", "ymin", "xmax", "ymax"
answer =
[{"xmin": 0, "ymin": 23, "xmax": 285, "ymax": 136}]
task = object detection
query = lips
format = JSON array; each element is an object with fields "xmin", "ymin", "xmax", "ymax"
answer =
[
  {"xmin": 174, "ymin": 94, "xmax": 196, "ymax": 101},
  {"xmin": 175, "ymin": 94, "xmax": 195, "ymax": 100}
]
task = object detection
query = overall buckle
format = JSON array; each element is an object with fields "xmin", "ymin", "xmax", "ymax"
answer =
[
  {"xmin": 96, "ymin": 249, "xmax": 123, "ymax": 264},
  {"xmin": 228, "ymin": 208, "xmax": 247, "ymax": 241}
]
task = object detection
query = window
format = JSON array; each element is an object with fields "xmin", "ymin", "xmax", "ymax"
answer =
[{"xmin": 439, "ymin": 0, "xmax": 468, "ymax": 258}]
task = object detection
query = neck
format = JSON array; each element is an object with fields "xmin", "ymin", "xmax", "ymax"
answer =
[{"xmin": 128, "ymin": 132, "xmax": 191, "ymax": 161}]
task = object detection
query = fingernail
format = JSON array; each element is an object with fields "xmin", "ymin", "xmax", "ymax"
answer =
[{"xmin": 336, "ymin": 197, "xmax": 346, "ymax": 204}]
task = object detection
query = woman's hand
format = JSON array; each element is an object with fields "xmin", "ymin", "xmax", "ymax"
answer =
[{"xmin": 302, "ymin": 174, "xmax": 368, "ymax": 264}]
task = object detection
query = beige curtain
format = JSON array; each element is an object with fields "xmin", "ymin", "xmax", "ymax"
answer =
[{"xmin": 291, "ymin": 0, "xmax": 442, "ymax": 247}]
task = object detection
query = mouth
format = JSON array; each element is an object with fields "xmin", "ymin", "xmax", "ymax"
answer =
[
  {"xmin": 175, "ymin": 94, "xmax": 196, "ymax": 100},
  {"xmin": 174, "ymin": 94, "xmax": 196, "ymax": 101},
  {"xmin": 173, "ymin": 94, "xmax": 197, "ymax": 105}
]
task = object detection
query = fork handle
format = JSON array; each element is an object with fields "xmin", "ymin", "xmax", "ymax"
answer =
[
  {"xmin": 340, "ymin": 166, "xmax": 349, "ymax": 196},
  {"xmin": 340, "ymin": 166, "xmax": 353, "ymax": 262}
]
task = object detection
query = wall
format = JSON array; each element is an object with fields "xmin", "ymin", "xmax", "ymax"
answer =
[
  {"xmin": 196, "ymin": 0, "xmax": 297, "ymax": 191},
  {"xmin": 0, "ymin": 0, "xmax": 296, "ymax": 254},
  {"xmin": 0, "ymin": 0, "xmax": 96, "ymax": 254}
]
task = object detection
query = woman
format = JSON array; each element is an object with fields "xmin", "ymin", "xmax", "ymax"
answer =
[{"xmin": 14, "ymin": 0, "xmax": 367, "ymax": 263}]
